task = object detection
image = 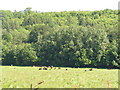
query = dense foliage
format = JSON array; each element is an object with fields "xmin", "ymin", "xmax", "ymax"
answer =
[{"xmin": 1, "ymin": 8, "xmax": 119, "ymax": 68}]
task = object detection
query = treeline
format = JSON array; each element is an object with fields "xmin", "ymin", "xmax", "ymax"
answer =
[{"xmin": 1, "ymin": 8, "xmax": 120, "ymax": 68}]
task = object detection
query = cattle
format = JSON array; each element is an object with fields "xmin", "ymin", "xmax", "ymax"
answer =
[
  {"xmin": 39, "ymin": 68, "xmax": 42, "ymax": 70},
  {"xmin": 58, "ymin": 67, "xmax": 61, "ymax": 69},
  {"xmin": 50, "ymin": 66, "xmax": 53, "ymax": 69},
  {"xmin": 66, "ymin": 69, "xmax": 68, "ymax": 70},
  {"xmin": 39, "ymin": 66, "xmax": 61, "ymax": 70},
  {"xmin": 43, "ymin": 67, "xmax": 47, "ymax": 70},
  {"xmin": 89, "ymin": 68, "xmax": 93, "ymax": 71}
]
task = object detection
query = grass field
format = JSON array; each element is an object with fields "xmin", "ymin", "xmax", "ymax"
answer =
[{"xmin": 0, "ymin": 66, "xmax": 119, "ymax": 88}]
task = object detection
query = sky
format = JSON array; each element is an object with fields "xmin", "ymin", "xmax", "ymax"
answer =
[{"xmin": 0, "ymin": 0, "xmax": 119, "ymax": 12}]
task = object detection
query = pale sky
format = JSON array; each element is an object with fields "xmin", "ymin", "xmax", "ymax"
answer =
[{"xmin": 0, "ymin": 0, "xmax": 119, "ymax": 12}]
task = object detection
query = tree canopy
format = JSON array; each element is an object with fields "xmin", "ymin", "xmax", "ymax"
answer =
[{"xmin": 1, "ymin": 9, "xmax": 119, "ymax": 68}]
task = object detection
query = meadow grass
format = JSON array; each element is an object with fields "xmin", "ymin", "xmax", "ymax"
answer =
[{"xmin": 1, "ymin": 66, "xmax": 119, "ymax": 88}]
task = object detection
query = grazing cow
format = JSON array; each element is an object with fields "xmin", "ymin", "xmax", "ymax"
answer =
[
  {"xmin": 50, "ymin": 66, "xmax": 53, "ymax": 69},
  {"xmin": 43, "ymin": 67, "xmax": 47, "ymax": 70},
  {"xmin": 66, "ymin": 69, "xmax": 68, "ymax": 70},
  {"xmin": 39, "ymin": 68, "xmax": 42, "ymax": 70},
  {"xmin": 89, "ymin": 68, "xmax": 93, "ymax": 71},
  {"xmin": 58, "ymin": 67, "xmax": 61, "ymax": 69}
]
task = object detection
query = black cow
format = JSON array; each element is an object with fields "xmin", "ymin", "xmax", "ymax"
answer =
[
  {"xmin": 43, "ymin": 67, "xmax": 47, "ymax": 70},
  {"xmin": 89, "ymin": 68, "xmax": 93, "ymax": 71},
  {"xmin": 39, "ymin": 68, "xmax": 42, "ymax": 70}
]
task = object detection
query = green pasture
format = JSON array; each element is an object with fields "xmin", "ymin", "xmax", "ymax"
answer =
[{"xmin": 0, "ymin": 66, "xmax": 119, "ymax": 88}]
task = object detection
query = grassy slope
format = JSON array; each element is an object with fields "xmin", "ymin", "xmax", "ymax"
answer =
[{"xmin": 1, "ymin": 66, "xmax": 119, "ymax": 88}]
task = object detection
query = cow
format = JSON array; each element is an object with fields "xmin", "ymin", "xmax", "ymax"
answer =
[
  {"xmin": 58, "ymin": 67, "xmax": 61, "ymax": 69},
  {"xmin": 39, "ymin": 68, "xmax": 42, "ymax": 70},
  {"xmin": 43, "ymin": 67, "xmax": 47, "ymax": 70},
  {"xmin": 89, "ymin": 68, "xmax": 93, "ymax": 71}
]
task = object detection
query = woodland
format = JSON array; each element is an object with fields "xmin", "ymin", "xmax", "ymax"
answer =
[{"xmin": 1, "ymin": 8, "xmax": 119, "ymax": 68}]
